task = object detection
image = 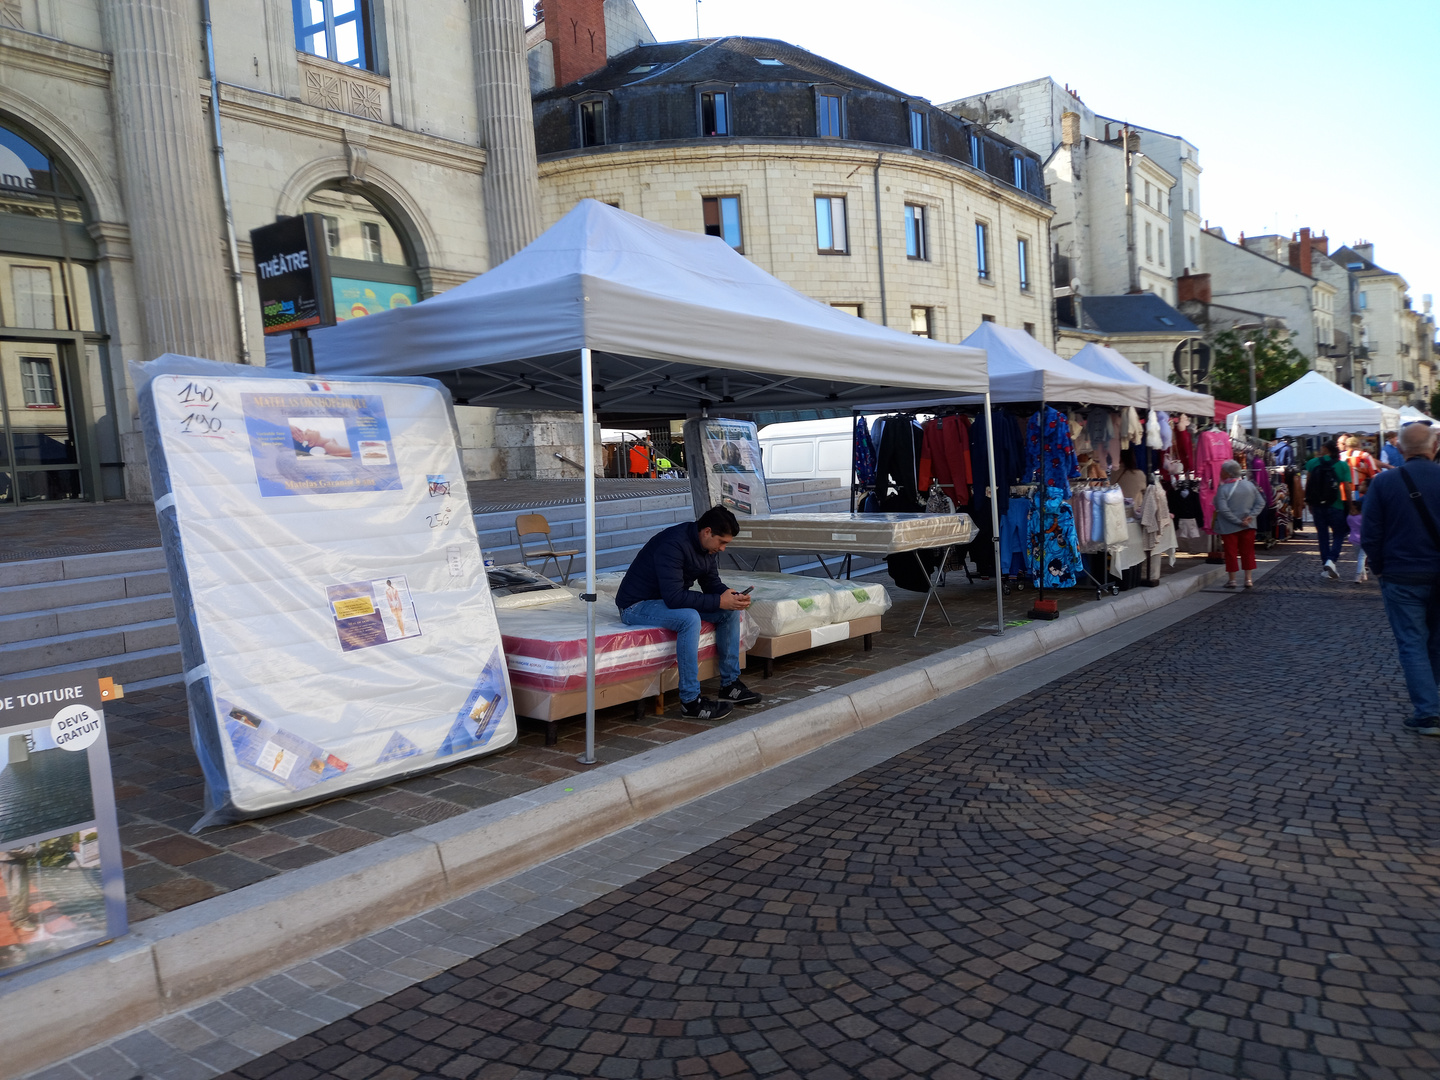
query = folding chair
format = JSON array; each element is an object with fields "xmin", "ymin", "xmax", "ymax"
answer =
[{"xmin": 515, "ymin": 513, "xmax": 579, "ymax": 584}]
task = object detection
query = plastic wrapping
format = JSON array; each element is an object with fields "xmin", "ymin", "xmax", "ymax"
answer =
[
  {"xmin": 497, "ymin": 597, "xmax": 717, "ymax": 693},
  {"xmin": 487, "ymin": 564, "xmax": 571, "ymax": 610},
  {"xmin": 729, "ymin": 512, "xmax": 975, "ymax": 554},
  {"xmin": 133, "ymin": 355, "xmax": 517, "ymax": 830}
]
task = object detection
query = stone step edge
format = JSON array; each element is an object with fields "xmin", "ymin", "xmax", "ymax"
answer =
[{"xmin": 0, "ymin": 559, "xmax": 1240, "ymax": 1080}]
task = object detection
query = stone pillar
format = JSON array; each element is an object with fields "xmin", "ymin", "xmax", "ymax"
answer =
[
  {"xmin": 102, "ymin": 0, "xmax": 237, "ymax": 365},
  {"xmin": 472, "ymin": 0, "xmax": 543, "ymax": 266}
]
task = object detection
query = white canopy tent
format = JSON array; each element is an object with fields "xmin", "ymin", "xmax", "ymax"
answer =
[
  {"xmin": 1067, "ymin": 342, "xmax": 1214, "ymax": 415},
  {"xmin": 1226, "ymin": 370, "xmax": 1402, "ymax": 437},
  {"xmin": 263, "ymin": 199, "xmax": 999, "ymax": 760},
  {"xmin": 1399, "ymin": 406, "xmax": 1434, "ymax": 423},
  {"xmin": 958, "ymin": 323, "xmax": 1152, "ymax": 407}
]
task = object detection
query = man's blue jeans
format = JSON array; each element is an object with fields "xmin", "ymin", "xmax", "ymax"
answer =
[
  {"xmin": 1313, "ymin": 504, "xmax": 1348, "ymax": 565},
  {"xmin": 1380, "ymin": 577, "xmax": 1440, "ymax": 721},
  {"xmin": 619, "ymin": 600, "xmax": 740, "ymax": 702}
]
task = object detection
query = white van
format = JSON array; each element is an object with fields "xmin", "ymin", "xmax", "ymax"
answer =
[{"xmin": 758, "ymin": 417, "xmax": 857, "ymax": 481}]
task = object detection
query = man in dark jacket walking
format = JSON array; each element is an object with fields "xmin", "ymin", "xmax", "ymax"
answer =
[
  {"xmin": 1361, "ymin": 422, "xmax": 1440, "ymax": 735},
  {"xmin": 616, "ymin": 506, "xmax": 759, "ymax": 720}
]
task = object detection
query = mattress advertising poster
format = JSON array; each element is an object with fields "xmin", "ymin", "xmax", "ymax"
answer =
[
  {"xmin": 140, "ymin": 359, "xmax": 517, "ymax": 826},
  {"xmin": 0, "ymin": 670, "xmax": 126, "ymax": 977},
  {"xmin": 682, "ymin": 417, "xmax": 771, "ymax": 518}
]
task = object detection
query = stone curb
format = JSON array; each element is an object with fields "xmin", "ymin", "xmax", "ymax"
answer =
[{"xmin": 0, "ymin": 560, "xmax": 1233, "ymax": 1080}]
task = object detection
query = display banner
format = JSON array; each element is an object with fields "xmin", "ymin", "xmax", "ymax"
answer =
[
  {"xmin": 683, "ymin": 417, "xmax": 771, "ymax": 518},
  {"xmin": 136, "ymin": 356, "xmax": 516, "ymax": 828},
  {"xmin": 332, "ymin": 278, "xmax": 418, "ymax": 322},
  {"xmin": 0, "ymin": 669, "xmax": 126, "ymax": 977},
  {"xmin": 251, "ymin": 214, "xmax": 335, "ymax": 334}
]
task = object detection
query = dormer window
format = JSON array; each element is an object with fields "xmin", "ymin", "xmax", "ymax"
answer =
[
  {"xmin": 577, "ymin": 98, "xmax": 607, "ymax": 147},
  {"xmin": 815, "ymin": 87, "xmax": 846, "ymax": 138},
  {"xmin": 908, "ymin": 108, "xmax": 928, "ymax": 151},
  {"xmin": 1012, "ymin": 156, "xmax": 1025, "ymax": 187},
  {"xmin": 756, "ymin": 57, "xmax": 783, "ymax": 65},
  {"xmin": 970, "ymin": 131, "xmax": 983, "ymax": 169},
  {"xmin": 698, "ymin": 87, "xmax": 731, "ymax": 137}
]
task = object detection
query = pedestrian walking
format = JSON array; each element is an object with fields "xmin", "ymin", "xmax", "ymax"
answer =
[
  {"xmin": 1361, "ymin": 422, "xmax": 1440, "ymax": 735},
  {"xmin": 1212, "ymin": 460, "xmax": 1265, "ymax": 589},
  {"xmin": 1342, "ymin": 436, "xmax": 1381, "ymax": 582},
  {"xmin": 1381, "ymin": 431, "xmax": 1402, "ymax": 469},
  {"xmin": 1305, "ymin": 440, "xmax": 1352, "ymax": 580}
]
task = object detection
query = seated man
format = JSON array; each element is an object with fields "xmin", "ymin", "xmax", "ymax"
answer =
[{"xmin": 615, "ymin": 505, "xmax": 760, "ymax": 720}]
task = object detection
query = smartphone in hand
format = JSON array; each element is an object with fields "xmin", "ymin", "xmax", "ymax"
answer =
[{"xmin": 740, "ymin": 586, "xmax": 754, "ymax": 595}]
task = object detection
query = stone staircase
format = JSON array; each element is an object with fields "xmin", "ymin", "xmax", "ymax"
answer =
[{"xmin": 0, "ymin": 479, "xmax": 863, "ymax": 688}]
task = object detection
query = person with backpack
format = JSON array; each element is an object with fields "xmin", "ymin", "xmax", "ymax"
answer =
[
  {"xmin": 1361, "ymin": 422, "xmax": 1440, "ymax": 735},
  {"xmin": 1305, "ymin": 440, "xmax": 1352, "ymax": 580}
]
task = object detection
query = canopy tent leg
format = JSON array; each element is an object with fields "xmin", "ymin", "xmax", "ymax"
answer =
[
  {"xmin": 579, "ymin": 347, "xmax": 598, "ymax": 765},
  {"xmin": 985, "ymin": 391, "xmax": 1004, "ymax": 635}
]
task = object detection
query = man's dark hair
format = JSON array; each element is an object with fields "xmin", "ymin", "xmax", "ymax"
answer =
[
  {"xmin": 1321, "ymin": 440, "xmax": 1339, "ymax": 456},
  {"xmin": 697, "ymin": 505, "xmax": 740, "ymax": 537}
]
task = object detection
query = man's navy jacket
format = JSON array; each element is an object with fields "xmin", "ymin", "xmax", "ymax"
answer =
[
  {"xmin": 615, "ymin": 522, "xmax": 730, "ymax": 613},
  {"xmin": 1361, "ymin": 457, "xmax": 1440, "ymax": 581}
]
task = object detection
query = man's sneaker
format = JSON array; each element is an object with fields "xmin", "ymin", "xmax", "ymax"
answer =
[
  {"xmin": 1404, "ymin": 718, "xmax": 1440, "ymax": 736},
  {"xmin": 1323, "ymin": 560, "xmax": 1339, "ymax": 579},
  {"xmin": 680, "ymin": 696, "xmax": 732, "ymax": 720},
  {"xmin": 718, "ymin": 680, "xmax": 763, "ymax": 706}
]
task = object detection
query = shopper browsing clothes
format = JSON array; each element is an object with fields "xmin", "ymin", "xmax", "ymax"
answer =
[
  {"xmin": 1361, "ymin": 422, "xmax": 1440, "ymax": 736},
  {"xmin": 615, "ymin": 506, "xmax": 760, "ymax": 720},
  {"xmin": 1212, "ymin": 460, "xmax": 1266, "ymax": 589},
  {"xmin": 1342, "ymin": 436, "xmax": 1381, "ymax": 582},
  {"xmin": 1306, "ymin": 440, "xmax": 1353, "ymax": 580}
]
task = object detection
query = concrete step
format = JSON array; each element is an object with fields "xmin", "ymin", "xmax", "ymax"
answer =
[
  {"xmin": 0, "ymin": 568, "xmax": 172, "ymax": 617},
  {"xmin": 7, "ymin": 643, "xmax": 183, "ymax": 686},
  {"xmin": 0, "ymin": 546, "xmax": 166, "ymax": 588},
  {"xmin": 0, "ymin": 593, "xmax": 177, "ymax": 645},
  {"xmin": 0, "ymin": 618, "xmax": 180, "ymax": 677}
]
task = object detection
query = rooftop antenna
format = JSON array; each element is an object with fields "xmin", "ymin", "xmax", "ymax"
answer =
[{"xmin": 695, "ymin": 0, "xmax": 701, "ymax": 38}]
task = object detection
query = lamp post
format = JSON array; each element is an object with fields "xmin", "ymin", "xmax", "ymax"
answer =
[{"xmin": 1244, "ymin": 339, "xmax": 1259, "ymax": 442}]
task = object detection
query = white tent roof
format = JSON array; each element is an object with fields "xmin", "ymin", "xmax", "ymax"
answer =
[
  {"xmin": 1067, "ymin": 342, "xmax": 1214, "ymax": 415},
  {"xmin": 1399, "ymin": 405, "xmax": 1434, "ymax": 422},
  {"xmin": 957, "ymin": 323, "xmax": 1150, "ymax": 408},
  {"xmin": 1226, "ymin": 370, "xmax": 1403, "ymax": 436},
  {"xmin": 264, "ymin": 199, "xmax": 988, "ymax": 415}
]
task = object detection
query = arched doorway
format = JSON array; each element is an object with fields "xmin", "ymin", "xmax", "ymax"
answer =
[
  {"xmin": 0, "ymin": 118, "xmax": 107, "ymax": 505},
  {"xmin": 300, "ymin": 183, "xmax": 422, "ymax": 322}
]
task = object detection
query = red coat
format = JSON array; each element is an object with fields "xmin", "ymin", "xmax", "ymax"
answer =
[{"xmin": 918, "ymin": 416, "xmax": 972, "ymax": 505}]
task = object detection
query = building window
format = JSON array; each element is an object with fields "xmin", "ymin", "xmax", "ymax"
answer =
[
  {"xmin": 579, "ymin": 99, "xmax": 606, "ymax": 147},
  {"xmin": 1017, "ymin": 237, "xmax": 1030, "ymax": 291},
  {"xmin": 969, "ymin": 132, "xmax": 983, "ymax": 169},
  {"xmin": 904, "ymin": 204, "xmax": 927, "ymax": 260},
  {"xmin": 1012, "ymin": 156, "xmax": 1024, "ymax": 188},
  {"xmin": 10, "ymin": 266, "xmax": 56, "ymax": 329},
  {"xmin": 1158, "ymin": 228, "xmax": 1166, "ymax": 267},
  {"xmin": 322, "ymin": 214, "xmax": 340, "ymax": 254},
  {"xmin": 1144, "ymin": 181, "xmax": 1152, "ymax": 206},
  {"xmin": 1023, "ymin": 322, "xmax": 1036, "ymax": 337},
  {"xmin": 910, "ymin": 307, "xmax": 932, "ymax": 338},
  {"xmin": 981, "ymin": 313, "xmax": 996, "ymax": 323},
  {"xmin": 815, "ymin": 196, "xmax": 848, "ymax": 254},
  {"xmin": 703, "ymin": 195, "xmax": 742, "ymax": 250},
  {"xmin": 909, "ymin": 109, "xmax": 928, "ymax": 151},
  {"xmin": 817, "ymin": 93, "xmax": 843, "ymax": 137},
  {"xmin": 1358, "ymin": 291, "xmax": 1368, "ymax": 309},
  {"xmin": 1144, "ymin": 222, "xmax": 1153, "ymax": 263},
  {"xmin": 831, "ymin": 303, "xmax": 862, "ymax": 317},
  {"xmin": 293, "ymin": 0, "xmax": 374, "ymax": 70},
  {"xmin": 360, "ymin": 221, "xmax": 383, "ymax": 262},
  {"xmin": 20, "ymin": 357, "xmax": 58, "ymax": 407},
  {"xmin": 1189, "ymin": 236, "xmax": 1196, "ymax": 268},
  {"xmin": 700, "ymin": 91, "xmax": 729, "ymax": 136},
  {"xmin": 975, "ymin": 221, "xmax": 990, "ymax": 280},
  {"xmin": 1186, "ymin": 188, "xmax": 1194, "ymax": 212}
]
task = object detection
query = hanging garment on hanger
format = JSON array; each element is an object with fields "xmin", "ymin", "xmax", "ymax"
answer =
[
  {"xmin": 853, "ymin": 414, "xmax": 877, "ymax": 488},
  {"xmin": 877, "ymin": 415, "xmax": 925, "ymax": 510},
  {"xmin": 1028, "ymin": 487, "xmax": 1082, "ymax": 588},
  {"xmin": 1069, "ymin": 410, "xmax": 1093, "ymax": 454},
  {"xmin": 1195, "ymin": 428, "xmax": 1232, "ymax": 532},
  {"xmin": 969, "ymin": 407, "xmax": 1025, "ymax": 513},
  {"xmin": 1122, "ymin": 407, "xmax": 1145, "ymax": 446},
  {"xmin": 1000, "ymin": 496, "xmax": 1031, "ymax": 577},
  {"xmin": 1024, "ymin": 406, "xmax": 1080, "ymax": 486},
  {"xmin": 1174, "ymin": 424, "xmax": 1194, "ymax": 473},
  {"xmin": 1071, "ymin": 489, "xmax": 1091, "ymax": 547},
  {"xmin": 1100, "ymin": 487, "xmax": 1128, "ymax": 547},
  {"xmin": 917, "ymin": 415, "xmax": 973, "ymax": 508},
  {"xmin": 1146, "ymin": 410, "xmax": 1164, "ymax": 450}
]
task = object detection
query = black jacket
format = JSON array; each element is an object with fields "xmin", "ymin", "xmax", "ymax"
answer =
[{"xmin": 615, "ymin": 522, "xmax": 729, "ymax": 612}]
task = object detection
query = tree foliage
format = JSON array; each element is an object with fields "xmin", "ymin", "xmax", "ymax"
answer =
[
  {"xmin": 1430, "ymin": 389, "xmax": 1440, "ymax": 420},
  {"xmin": 1208, "ymin": 327, "xmax": 1309, "ymax": 406}
]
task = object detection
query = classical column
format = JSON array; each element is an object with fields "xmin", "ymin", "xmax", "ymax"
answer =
[
  {"xmin": 472, "ymin": 0, "xmax": 543, "ymax": 265},
  {"xmin": 102, "ymin": 0, "xmax": 237, "ymax": 364}
]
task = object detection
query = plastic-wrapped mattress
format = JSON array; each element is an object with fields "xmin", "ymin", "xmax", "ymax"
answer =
[
  {"xmin": 728, "ymin": 513, "xmax": 974, "ymax": 553},
  {"xmin": 497, "ymin": 596, "xmax": 716, "ymax": 693},
  {"xmin": 487, "ymin": 564, "xmax": 570, "ymax": 610}
]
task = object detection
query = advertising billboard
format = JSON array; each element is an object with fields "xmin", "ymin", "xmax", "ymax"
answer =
[{"xmin": 251, "ymin": 214, "xmax": 336, "ymax": 335}]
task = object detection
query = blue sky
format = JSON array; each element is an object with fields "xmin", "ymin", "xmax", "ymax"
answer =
[{"xmin": 637, "ymin": 0, "xmax": 1439, "ymax": 320}]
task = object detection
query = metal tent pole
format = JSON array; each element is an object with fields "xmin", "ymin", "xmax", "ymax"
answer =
[
  {"xmin": 985, "ymin": 392, "xmax": 1004, "ymax": 635},
  {"xmin": 579, "ymin": 347, "xmax": 598, "ymax": 765}
]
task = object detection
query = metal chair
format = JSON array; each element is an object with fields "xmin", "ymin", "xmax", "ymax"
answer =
[{"xmin": 515, "ymin": 513, "xmax": 579, "ymax": 584}]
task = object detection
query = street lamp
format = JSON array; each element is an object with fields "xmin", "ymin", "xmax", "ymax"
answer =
[{"xmin": 1244, "ymin": 339, "xmax": 1258, "ymax": 442}]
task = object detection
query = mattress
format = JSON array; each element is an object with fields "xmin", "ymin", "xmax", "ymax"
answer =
[
  {"xmin": 727, "ymin": 513, "xmax": 975, "ymax": 554},
  {"xmin": 488, "ymin": 563, "xmax": 570, "ymax": 609},
  {"xmin": 591, "ymin": 570, "xmax": 891, "ymax": 640},
  {"xmin": 135, "ymin": 356, "xmax": 517, "ymax": 829},
  {"xmin": 497, "ymin": 596, "xmax": 716, "ymax": 693}
]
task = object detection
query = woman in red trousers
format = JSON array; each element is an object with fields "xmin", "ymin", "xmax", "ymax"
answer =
[{"xmin": 1212, "ymin": 459, "xmax": 1267, "ymax": 588}]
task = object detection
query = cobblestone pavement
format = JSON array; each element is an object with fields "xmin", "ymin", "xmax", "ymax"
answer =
[
  {"xmin": 112, "ymin": 554, "xmax": 1212, "ymax": 924},
  {"xmin": 215, "ymin": 553, "xmax": 1439, "ymax": 1080}
]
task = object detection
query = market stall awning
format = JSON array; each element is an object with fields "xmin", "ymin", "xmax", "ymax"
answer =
[
  {"xmin": 1226, "ymin": 370, "xmax": 1402, "ymax": 436},
  {"xmin": 1398, "ymin": 405, "xmax": 1434, "ymax": 423},
  {"xmin": 958, "ymin": 323, "xmax": 1152, "ymax": 408},
  {"xmin": 1066, "ymin": 342, "xmax": 1214, "ymax": 415},
  {"xmin": 264, "ymin": 199, "xmax": 988, "ymax": 415}
]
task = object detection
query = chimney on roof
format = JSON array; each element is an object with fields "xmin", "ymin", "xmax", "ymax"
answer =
[
  {"xmin": 1354, "ymin": 241, "xmax": 1374, "ymax": 264},
  {"xmin": 1177, "ymin": 272, "xmax": 1211, "ymax": 306},
  {"xmin": 541, "ymin": 0, "xmax": 607, "ymax": 87},
  {"xmin": 1125, "ymin": 131, "xmax": 1140, "ymax": 153},
  {"xmin": 1060, "ymin": 111, "xmax": 1080, "ymax": 147}
]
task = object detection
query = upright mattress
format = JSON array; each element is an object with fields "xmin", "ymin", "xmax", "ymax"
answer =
[
  {"xmin": 497, "ymin": 597, "xmax": 716, "ymax": 693},
  {"xmin": 728, "ymin": 513, "xmax": 975, "ymax": 554}
]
